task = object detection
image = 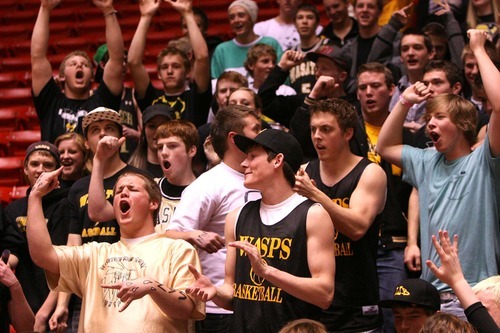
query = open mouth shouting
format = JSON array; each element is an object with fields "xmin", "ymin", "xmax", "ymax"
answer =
[
  {"xmin": 162, "ymin": 160, "xmax": 171, "ymax": 170},
  {"xmin": 119, "ymin": 200, "xmax": 131, "ymax": 215},
  {"xmin": 428, "ymin": 131, "xmax": 440, "ymax": 144}
]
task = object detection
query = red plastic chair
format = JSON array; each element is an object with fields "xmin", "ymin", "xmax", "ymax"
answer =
[
  {"xmin": 6, "ymin": 130, "xmax": 41, "ymax": 156},
  {"xmin": 0, "ymin": 71, "xmax": 30, "ymax": 88},
  {"xmin": 0, "ymin": 87, "xmax": 33, "ymax": 107},
  {"xmin": 0, "ymin": 156, "xmax": 25, "ymax": 186},
  {"xmin": 1, "ymin": 56, "xmax": 32, "ymax": 72},
  {"xmin": 10, "ymin": 185, "xmax": 30, "ymax": 200},
  {"xmin": 0, "ymin": 109, "xmax": 19, "ymax": 132}
]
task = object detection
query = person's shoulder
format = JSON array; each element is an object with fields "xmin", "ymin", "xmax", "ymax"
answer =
[
  {"xmin": 253, "ymin": 18, "xmax": 273, "ymax": 31},
  {"xmin": 69, "ymin": 175, "xmax": 91, "ymax": 193},
  {"xmin": 153, "ymin": 234, "xmax": 197, "ymax": 251}
]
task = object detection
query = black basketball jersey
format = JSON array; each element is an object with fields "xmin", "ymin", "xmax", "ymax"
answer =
[
  {"xmin": 306, "ymin": 158, "xmax": 383, "ymax": 332},
  {"xmin": 233, "ymin": 199, "xmax": 321, "ymax": 333}
]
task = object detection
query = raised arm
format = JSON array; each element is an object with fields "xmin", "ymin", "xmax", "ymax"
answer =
[
  {"xmin": 426, "ymin": 231, "xmax": 479, "ymax": 308},
  {"xmin": 435, "ymin": 0, "xmax": 465, "ymax": 68},
  {"xmin": 127, "ymin": 0, "xmax": 160, "ymax": 99},
  {"xmin": 295, "ymin": 164, "xmax": 387, "ymax": 241},
  {"xmin": 377, "ymin": 82, "xmax": 431, "ymax": 167},
  {"xmin": 26, "ymin": 168, "xmax": 63, "ymax": 275},
  {"xmin": 94, "ymin": 0, "xmax": 124, "ymax": 96},
  {"xmin": 166, "ymin": 0, "xmax": 209, "ymax": 93},
  {"xmin": 31, "ymin": 0, "xmax": 61, "ymax": 96},
  {"xmin": 87, "ymin": 136, "xmax": 125, "ymax": 222},
  {"xmin": 0, "ymin": 260, "xmax": 35, "ymax": 332},
  {"xmin": 469, "ymin": 29, "xmax": 500, "ymax": 157}
]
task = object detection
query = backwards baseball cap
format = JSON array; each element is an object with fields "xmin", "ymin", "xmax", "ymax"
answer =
[
  {"xmin": 228, "ymin": 0, "xmax": 258, "ymax": 23},
  {"xmin": 142, "ymin": 104, "xmax": 175, "ymax": 125},
  {"xmin": 306, "ymin": 44, "xmax": 349, "ymax": 72},
  {"xmin": 25, "ymin": 141, "xmax": 60, "ymax": 166},
  {"xmin": 94, "ymin": 44, "xmax": 108, "ymax": 64},
  {"xmin": 82, "ymin": 107, "xmax": 122, "ymax": 133},
  {"xmin": 379, "ymin": 279, "xmax": 440, "ymax": 312},
  {"xmin": 234, "ymin": 128, "xmax": 303, "ymax": 173}
]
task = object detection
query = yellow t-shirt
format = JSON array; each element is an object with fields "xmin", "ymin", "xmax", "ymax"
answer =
[
  {"xmin": 365, "ymin": 121, "xmax": 402, "ymax": 176},
  {"xmin": 48, "ymin": 235, "xmax": 205, "ymax": 333}
]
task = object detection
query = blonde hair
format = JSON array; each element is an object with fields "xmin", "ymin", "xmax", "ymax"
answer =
[
  {"xmin": 466, "ymin": 0, "xmax": 499, "ymax": 30},
  {"xmin": 420, "ymin": 313, "xmax": 477, "ymax": 333},
  {"xmin": 278, "ymin": 319, "xmax": 327, "ymax": 333},
  {"xmin": 55, "ymin": 132, "xmax": 92, "ymax": 176},
  {"xmin": 473, "ymin": 275, "xmax": 500, "ymax": 305},
  {"xmin": 424, "ymin": 94, "xmax": 477, "ymax": 147}
]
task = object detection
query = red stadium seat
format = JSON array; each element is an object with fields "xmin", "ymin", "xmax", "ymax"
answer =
[
  {"xmin": 0, "ymin": 109, "xmax": 19, "ymax": 132},
  {"xmin": 0, "ymin": 71, "xmax": 30, "ymax": 88},
  {"xmin": 6, "ymin": 130, "xmax": 41, "ymax": 156},
  {"xmin": 0, "ymin": 156, "xmax": 25, "ymax": 187},
  {"xmin": 53, "ymin": 37, "xmax": 94, "ymax": 55},
  {"xmin": 0, "ymin": 23, "xmax": 33, "ymax": 40},
  {"xmin": 0, "ymin": 185, "xmax": 29, "ymax": 206},
  {"xmin": 1, "ymin": 55, "xmax": 31, "ymax": 72},
  {"xmin": 0, "ymin": 88, "xmax": 33, "ymax": 107},
  {"xmin": 10, "ymin": 185, "xmax": 30, "ymax": 200}
]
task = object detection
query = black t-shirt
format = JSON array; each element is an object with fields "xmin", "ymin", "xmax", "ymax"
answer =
[
  {"xmin": 3, "ymin": 188, "xmax": 70, "ymax": 314},
  {"xmin": 34, "ymin": 79, "xmax": 121, "ymax": 143},
  {"xmin": 137, "ymin": 81, "xmax": 212, "ymax": 128},
  {"xmin": 147, "ymin": 161, "xmax": 163, "ymax": 179},
  {"xmin": 356, "ymin": 35, "xmax": 377, "ymax": 71},
  {"xmin": 68, "ymin": 164, "xmax": 148, "ymax": 244}
]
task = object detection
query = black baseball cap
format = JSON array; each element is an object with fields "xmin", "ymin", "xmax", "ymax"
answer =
[
  {"xmin": 234, "ymin": 129, "xmax": 303, "ymax": 173},
  {"xmin": 379, "ymin": 279, "xmax": 440, "ymax": 312},
  {"xmin": 142, "ymin": 104, "xmax": 175, "ymax": 125},
  {"xmin": 306, "ymin": 44, "xmax": 350, "ymax": 72},
  {"xmin": 25, "ymin": 141, "xmax": 60, "ymax": 166}
]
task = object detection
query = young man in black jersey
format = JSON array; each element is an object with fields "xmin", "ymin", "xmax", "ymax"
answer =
[
  {"xmin": 294, "ymin": 98, "xmax": 387, "ymax": 332},
  {"xmin": 186, "ymin": 129, "xmax": 335, "ymax": 333}
]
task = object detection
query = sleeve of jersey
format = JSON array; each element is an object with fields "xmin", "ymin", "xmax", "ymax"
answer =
[
  {"xmin": 167, "ymin": 241, "xmax": 205, "ymax": 320},
  {"xmin": 67, "ymin": 186, "xmax": 84, "ymax": 236},
  {"xmin": 401, "ymin": 145, "xmax": 428, "ymax": 188},
  {"xmin": 46, "ymin": 244, "xmax": 93, "ymax": 298}
]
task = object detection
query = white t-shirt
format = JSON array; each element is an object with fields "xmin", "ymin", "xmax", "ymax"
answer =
[
  {"xmin": 168, "ymin": 162, "xmax": 261, "ymax": 313},
  {"xmin": 254, "ymin": 18, "xmax": 323, "ymax": 50}
]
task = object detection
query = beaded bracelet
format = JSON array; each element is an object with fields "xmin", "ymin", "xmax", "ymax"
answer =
[{"xmin": 399, "ymin": 95, "xmax": 414, "ymax": 107}]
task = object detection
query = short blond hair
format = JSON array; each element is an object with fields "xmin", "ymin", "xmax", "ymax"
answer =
[
  {"xmin": 473, "ymin": 276, "xmax": 500, "ymax": 305},
  {"xmin": 424, "ymin": 94, "xmax": 477, "ymax": 147}
]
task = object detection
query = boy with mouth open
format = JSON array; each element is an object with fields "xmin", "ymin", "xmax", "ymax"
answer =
[
  {"xmin": 31, "ymin": 0, "xmax": 124, "ymax": 143},
  {"xmin": 377, "ymin": 29, "xmax": 500, "ymax": 319},
  {"xmin": 26, "ymin": 169, "xmax": 205, "ymax": 332}
]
